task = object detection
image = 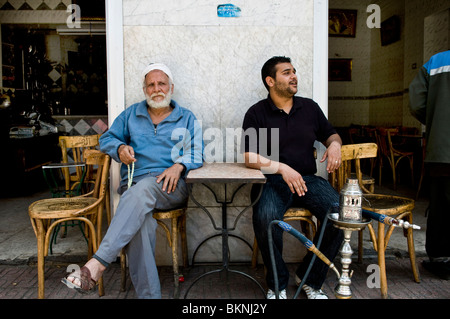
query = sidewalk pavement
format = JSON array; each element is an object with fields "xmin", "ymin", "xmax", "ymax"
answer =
[
  {"xmin": 1, "ymin": 254, "xmax": 449, "ymax": 300},
  {"xmin": 0, "ymin": 182, "xmax": 449, "ymax": 303}
]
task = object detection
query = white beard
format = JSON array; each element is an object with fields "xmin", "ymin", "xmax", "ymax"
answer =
[{"xmin": 146, "ymin": 91, "xmax": 172, "ymax": 109}]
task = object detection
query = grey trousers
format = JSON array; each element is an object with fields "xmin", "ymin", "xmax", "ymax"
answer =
[{"xmin": 94, "ymin": 173, "xmax": 189, "ymax": 299}]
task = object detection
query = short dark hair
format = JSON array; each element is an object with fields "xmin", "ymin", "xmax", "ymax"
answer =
[{"xmin": 261, "ymin": 56, "xmax": 292, "ymax": 91}]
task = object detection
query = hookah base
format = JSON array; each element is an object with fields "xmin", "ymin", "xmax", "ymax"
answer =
[{"xmin": 334, "ymin": 285, "xmax": 352, "ymax": 299}]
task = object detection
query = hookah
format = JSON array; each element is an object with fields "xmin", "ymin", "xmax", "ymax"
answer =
[
  {"xmin": 328, "ymin": 179, "xmax": 371, "ymax": 298},
  {"xmin": 268, "ymin": 178, "xmax": 420, "ymax": 299}
]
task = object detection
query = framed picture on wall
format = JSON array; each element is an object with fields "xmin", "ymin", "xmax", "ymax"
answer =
[
  {"xmin": 329, "ymin": 59, "xmax": 352, "ymax": 81},
  {"xmin": 329, "ymin": 9, "xmax": 357, "ymax": 38},
  {"xmin": 380, "ymin": 15, "xmax": 401, "ymax": 46}
]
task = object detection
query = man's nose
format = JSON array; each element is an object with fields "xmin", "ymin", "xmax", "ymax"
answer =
[{"xmin": 151, "ymin": 84, "xmax": 165, "ymax": 94}]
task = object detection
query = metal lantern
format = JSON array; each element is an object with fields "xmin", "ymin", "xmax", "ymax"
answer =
[{"xmin": 339, "ymin": 179, "xmax": 362, "ymax": 222}]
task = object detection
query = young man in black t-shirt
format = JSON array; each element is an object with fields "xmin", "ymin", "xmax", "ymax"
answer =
[{"xmin": 242, "ymin": 56, "xmax": 343, "ymax": 299}]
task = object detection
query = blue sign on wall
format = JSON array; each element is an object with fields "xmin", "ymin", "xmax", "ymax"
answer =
[{"xmin": 217, "ymin": 4, "xmax": 241, "ymax": 18}]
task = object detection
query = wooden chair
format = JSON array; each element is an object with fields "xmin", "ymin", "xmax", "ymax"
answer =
[
  {"xmin": 330, "ymin": 143, "xmax": 377, "ymax": 262},
  {"xmin": 59, "ymin": 134, "xmax": 111, "ymax": 226},
  {"xmin": 361, "ymin": 194, "xmax": 420, "ymax": 299},
  {"xmin": 119, "ymin": 206, "xmax": 189, "ymax": 299},
  {"xmin": 251, "ymin": 207, "xmax": 316, "ymax": 268},
  {"xmin": 28, "ymin": 150, "xmax": 111, "ymax": 299},
  {"xmin": 330, "ymin": 143, "xmax": 377, "ymax": 194},
  {"xmin": 59, "ymin": 135, "xmax": 101, "ymax": 194},
  {"xmin": 332, "ymin": 143, "xmax": 420, "ymax": 299},
  {"xmin": 347, "ymin": 126, "xmax": 378, "ymax": 179},
  {"xmin": 375, "ymin": 128, "xmax": 414, "ymax": 190}
]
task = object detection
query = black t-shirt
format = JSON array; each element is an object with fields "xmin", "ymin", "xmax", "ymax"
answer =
[{"xmin": 241, "ymin": 95, "xmax": 337, "ymax": 176}]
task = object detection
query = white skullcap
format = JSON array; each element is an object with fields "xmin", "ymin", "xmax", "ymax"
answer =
[{"xmin": 141, "ymin": 63, "xmax": 174, "ymax": 86}]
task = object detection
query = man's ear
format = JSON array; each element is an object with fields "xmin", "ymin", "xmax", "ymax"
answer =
[{"xmin": 265, "ymin": 76, "xmax": 275, "ymax": 88}]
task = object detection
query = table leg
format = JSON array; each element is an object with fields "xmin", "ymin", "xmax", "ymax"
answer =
[
  {"xmin": 184, "ymin": 183, "xmax": 266, "ymax": 298},
  {"xmin": 221, "ymin": 200, "xmax": 229, "ymax": 270}
]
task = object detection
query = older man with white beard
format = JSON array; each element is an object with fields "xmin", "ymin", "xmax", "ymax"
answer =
[{"xmin": 61, "ymin": 63, "xmax": 203, "ymax": 298}]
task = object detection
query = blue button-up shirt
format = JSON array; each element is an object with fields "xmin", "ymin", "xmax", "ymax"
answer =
[{"xmin": 100, "ymin": 100, "xmax": 203, "ymax": 187}]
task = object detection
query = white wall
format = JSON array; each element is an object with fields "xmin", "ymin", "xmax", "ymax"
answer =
[
  {"xmin": 122, "ymin": 0, "xmax": 315, "ymax": 136},
  {"xmin": 107, "ymin": 0, "xmax": 328, "ymax": 265}
]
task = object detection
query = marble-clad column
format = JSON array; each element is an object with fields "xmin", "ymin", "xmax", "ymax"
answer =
[{"xmin": 118, "ymin": 0, "xmax": 318, "ymax": 265}]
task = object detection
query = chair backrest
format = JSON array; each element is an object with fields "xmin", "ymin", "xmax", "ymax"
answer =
[
  {"xmin": 59, "ymin": 134, "xmax": 101, "ymax": 191},
  {"xmin": 83, "ymin": 149, "xmax": 110, "ymax": 200},
  {"xmin": 331, "ymin": 143, "xmax": 378, "ymax": 193},
  {"xmin": 83, "ymin": 149, "xmax": 110, "ymax": 238},
  {"xmin": 375, "ymin": 127, "xmax": 398, "ymax": 159}
]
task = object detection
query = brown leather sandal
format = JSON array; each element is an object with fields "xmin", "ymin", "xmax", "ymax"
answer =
[{"xmin": 61, "ymin": 266, "xmax": 98, "ymax": 294}]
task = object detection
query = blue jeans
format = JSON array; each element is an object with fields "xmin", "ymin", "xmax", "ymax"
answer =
[{"xmin": 251, "ymin": 174, "xmax": 343, "ymax": 291}]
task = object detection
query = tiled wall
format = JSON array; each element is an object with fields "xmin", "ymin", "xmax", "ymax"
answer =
[
  {"xmin": 329, "ymin": 0, "xmax": 450, "ymax": 130},
  {"xmin": 0, "ymin": 0, "xmax": 71, "ymax": 10},
  {"xmin": 328, "ymin": 0, "xmax": 372, "ymax": 127},
  {"xmin": 53, "ymin": 116, "xmax": 108, "ymax": 136}
]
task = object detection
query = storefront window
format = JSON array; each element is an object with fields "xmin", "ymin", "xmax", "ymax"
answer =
[{"xmin": 1, "ymin": 24, "xmax": 107, "ymax": 117}]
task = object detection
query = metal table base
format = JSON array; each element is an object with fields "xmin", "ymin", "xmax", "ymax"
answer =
[{"xmin": 183, "ymin": 182, "xmax": 266, "ymax": 299}]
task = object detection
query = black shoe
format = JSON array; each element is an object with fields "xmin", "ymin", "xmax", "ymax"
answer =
[{"xmin": 423, "ymin": 260, "xmax": 450, "ymax": 280}]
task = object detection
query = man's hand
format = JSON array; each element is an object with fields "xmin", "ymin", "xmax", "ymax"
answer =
[
  {"xmin": 156, "ymin": 163, "xmax": 185, "ymax": 194},
  {"xmin": 118, "ymin": 144, "xmax": 136, "ymax": 165},
  {"xmin": 321, "ymin": 140, "xmax": 342, "ymax": 173},
  {"xmin": 244, "ymin": 152, "xmax": 307, "ymax": 196},
  {"xmin": 278, "ymin": 163, "xmax": 308, "ymax": 196}
]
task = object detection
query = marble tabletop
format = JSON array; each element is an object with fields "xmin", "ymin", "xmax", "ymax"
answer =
[{"xmin": 186, "ymin": 162, "xmax": 266, "ymax": 184}]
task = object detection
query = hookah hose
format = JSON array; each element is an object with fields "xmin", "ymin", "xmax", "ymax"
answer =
[
  {"xmin": 362, "ymin": 209, "xmax": 421, "ymax": 230},
  {"xmin": 268, "ymin": 205, "xmax": 340, "ymax": 299}
]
